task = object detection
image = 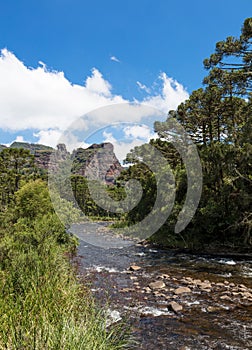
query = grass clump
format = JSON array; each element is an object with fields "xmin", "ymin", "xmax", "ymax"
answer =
[{"xmin": 0, "ymin": 180, "xmax": 130, "ymax": 349}]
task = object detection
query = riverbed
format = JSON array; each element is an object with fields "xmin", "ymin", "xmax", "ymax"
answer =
[{"xmin": 71, "ymin": 222, "xmax": 252, "ymax": 350}]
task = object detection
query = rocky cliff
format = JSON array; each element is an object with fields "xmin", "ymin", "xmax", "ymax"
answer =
[
  {"xmin": 1, "ymin": 141, "xmax": 122, "ymax": 184},
  {"xmin": 72, "ymin": 143, "xmax": 123, "ymax": 184}
]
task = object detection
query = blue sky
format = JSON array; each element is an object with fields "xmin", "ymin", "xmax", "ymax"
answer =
[{"xmin": 0, "ymin": 0, "xmax": 251, "ymax": 159}]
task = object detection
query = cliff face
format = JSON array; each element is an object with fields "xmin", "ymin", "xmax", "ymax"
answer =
[
  {"xmin": 72, "ymin": 143, "xmax": 123, "ymax": 184},
  {"xmin": 34, "ymin": 143, "xmax": 69, "ymax": 172},
  {"xmin": 2, "ymin": 141, "xmax": 122, "ymax": 184}
]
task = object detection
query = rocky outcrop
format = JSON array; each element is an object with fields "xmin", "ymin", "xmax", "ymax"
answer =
[
  {"xmin": 71, "ymin": 142, "xmax": 123, "ymax": 184},
  {"xmin": 2, "ymin": 141, "xmax": 123, "ymax": 184},
  {"xmin": 34, "ymin": 143, "xmax": 70, "ymax": 172}
]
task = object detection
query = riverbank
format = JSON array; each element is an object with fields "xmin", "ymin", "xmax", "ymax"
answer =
[{"xmin": 0, "ymin": 181, "xmax": 131, "ymax": 350}]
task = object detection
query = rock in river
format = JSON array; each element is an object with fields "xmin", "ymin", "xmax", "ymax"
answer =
[
  {"xmin": 129, "ymin": 265, "xmax": 141, "ymax": 271},
  {"xmin": 174, "ymin": 287, "xmax": 192, "ymax": 295},
  {"xmin": 149, "ymin": 281, "xmax": 166, "ymax": 290},
  {"xmin": 169, "ymin": 301, "xmax": 183, "ymax": 313}
]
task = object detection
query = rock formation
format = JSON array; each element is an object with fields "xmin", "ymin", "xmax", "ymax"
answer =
[
  {"xmin": 72, "ymin": 143, "xmax": 123, "ymax": 184},
  {"xmin": 1, "ymin": 141, "xmax": 122, "ymax": 184}
]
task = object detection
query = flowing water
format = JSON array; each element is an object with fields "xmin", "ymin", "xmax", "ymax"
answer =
[{"xmin": 71, "ymin": 223, "xmax": 252, "ymax": 350}]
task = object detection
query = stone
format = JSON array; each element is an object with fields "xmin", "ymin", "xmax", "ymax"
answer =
[
  {"xmin": 129, "ymin": 265, "xmax": 141, "ymax": 271},
  {"xmin": 207, "ymin": 306, "xmax": 221, "ymax": 313},
  {"xmin": 220, "ymin": 295, "xmax": 232, "ymax": 301},
  {"xmin": 169, "ymin": 301, "xmax": 183, "ymax": 313},
  {"xmin": 241, "ymin": 292, "xmax": 252, "ymax": 299},
  {"xmin": 199, "ymin": 282, "xmax": 212, "ymax": 290},
  {"xmin": 149, "ymin": 281, "xmax": 166, "ymax": 290},
  {"xmin": 232, "ymin": 292, "xmax": 240, "ymax": 296},
  {"xmin": 216, "ymin": 282, "xmax": 225, "ymax": 287},
  {"xmin": 193, "ymin": 279, "xmax": 202, "ymax": 285},
  {"xmin": 174, "ymin": 287, "xmax": 192, "ymax": 295}
]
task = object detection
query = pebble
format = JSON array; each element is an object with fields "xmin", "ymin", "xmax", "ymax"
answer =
[
  {"xmin": 129, "ymin": 265, "xmax": 141, "ymax": 271},
  {"xmin": 207, "ymin": 306, "xmax": 222, "ymax": 313},
  {"xmin": 174, "ymin": 287, "xmax": 192, "ymax": 295},
  {"xmin": 149, "ymin": 281, "xmax": 166, "ymax": 290},
  {"xmin": 169, "ymin": 301, "xmax": 183, "ymax": 313}
]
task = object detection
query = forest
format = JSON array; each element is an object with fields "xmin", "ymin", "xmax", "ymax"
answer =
[
  {"xmin": 117, "ymin": 17, "xmax": 252, "ymax": 251},
  {"xmin": 56, "ymin": 18, "xmax": 252, "ymax": 251}
]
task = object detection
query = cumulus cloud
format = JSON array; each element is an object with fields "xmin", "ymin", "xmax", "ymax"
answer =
[
  {"xmin": 85, "ymin": 68, "xmax": 112, "ymax": 96},
  {"xmin": 33, "ymin": 129, "xmax": 63, "ymax": 148},
  {"xmin": 102, "ymin": 130, "xmax": 146, "ymax": 163},
  {"xmin": 124, "ymin": 125, "xmax": 155, "ymax": 140},
  {"xmin": 101, "ymin": 124, "xmax": 156, "ymax": 163},
  {"xmin": 0, "ymin": 49, "xmax": 189, "ymax": 148},
  {"xmin": 144, "ymin": 72, "xmax": 189, "ymax": 112}
]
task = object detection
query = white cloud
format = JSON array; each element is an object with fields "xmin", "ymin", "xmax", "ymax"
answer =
[
  {"xmin": 123, "ymin": 125, "xmax": 155, "ymax": 140},
  {"xmin": 0, "ymin": 49, "xmax": 189, "ymax": 148},
  {"xmin": 110, "ymin": 55, "xmax": 120, "ymax": 63},
  {"xmin": 102, "ymin": 125, "xmax": 156, "ymax": 163},
  {"xmin": 33, "ymin": 129, "xmax": 62, "ymax": 148},
  {"xmin": 144, "ymin": 72, "xmax": 189, "ymax": 111},
  {"xmin": 136, "ymin": 81, "xmax": 151, "ymax": 94},
  {"xmin": 4, "ymin": 135, "xmax": 28, "ymax": 147},
  {"xmin": 102, "ymin": 130, "xmax": 145, "ymax": 163},
  {"xmin": 85, "ymin": 68, "xmax": 112, "ymax": 96}
]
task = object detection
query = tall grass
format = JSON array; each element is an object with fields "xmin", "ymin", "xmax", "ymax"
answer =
[{"xmin": 0, "ymin": 182, "xmax": 131, "ymax": 349}]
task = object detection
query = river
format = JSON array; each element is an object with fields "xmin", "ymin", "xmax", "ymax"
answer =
[{"xmin": 70, "ymin": 222, "xmax": 252, "ymax": 350}]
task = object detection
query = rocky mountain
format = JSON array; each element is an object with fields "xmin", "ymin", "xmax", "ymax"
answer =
[
  {"xmin": 72, "ymin": 143, "xmax": 123, "ymax": 184},
  {"xmin": 1, "ymin": 141, "xmax": 122, "ymax": 184}
]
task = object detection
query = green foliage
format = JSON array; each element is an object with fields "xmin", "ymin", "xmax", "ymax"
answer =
[
  {"xmin": 203, "ymin": 17, "xmax": 252, "ymax": 97},
  {"xmin": 0, "ymin": 148, "xmax": 36, "ymax": 208},
  {"xmin": 118, "ymin": 18, "xmax": 252, "ymax": 251},
  {"xmin": 0, "ymin": 179, "xmax": 131, "ymax": 349},
  {"xmin": 70, "ymin": 175, "xmax": 126, "ymax": 219}
]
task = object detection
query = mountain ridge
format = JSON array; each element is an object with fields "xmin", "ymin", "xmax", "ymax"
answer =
[{"xmin": 0, "ymin": 141, "xmax": 122, "ymax": 184}]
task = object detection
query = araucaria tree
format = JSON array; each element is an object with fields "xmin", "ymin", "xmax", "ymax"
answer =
[{"xmin": 122, "ymin": 18, "xmax": 252, "ymax": 250}]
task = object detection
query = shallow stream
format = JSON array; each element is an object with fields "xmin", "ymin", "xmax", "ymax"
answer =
[{"xmin": 71, "ymin": 222, "xmax": 252, "ymax": 350}]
